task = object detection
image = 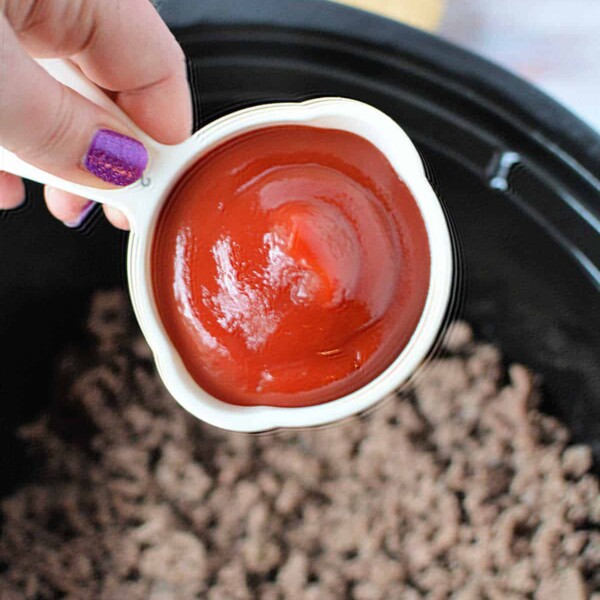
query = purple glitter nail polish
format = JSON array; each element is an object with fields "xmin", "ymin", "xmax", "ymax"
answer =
[{"xmin": 84, "ymin": 129, "xmax": 148, "ymax": 187}]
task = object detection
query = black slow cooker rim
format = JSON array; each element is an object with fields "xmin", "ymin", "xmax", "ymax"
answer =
[{"xmin": 160, "ymin": 0, "xmax": 600, "ymax": 191}]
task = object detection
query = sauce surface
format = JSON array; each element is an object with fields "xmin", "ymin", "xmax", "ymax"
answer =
[{"xmin": 151, "ymin": 126, "xmax": 430, "ymax": 407}]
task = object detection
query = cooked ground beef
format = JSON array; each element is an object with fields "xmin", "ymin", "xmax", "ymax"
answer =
[{"xmin": 1, "ymin": 290, "xmax": 599, "ymax": 599}]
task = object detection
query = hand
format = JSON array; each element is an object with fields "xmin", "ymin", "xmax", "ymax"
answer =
[{"xmin": 0, "ymin": 0, "xmax": 192, "ymax": 229}]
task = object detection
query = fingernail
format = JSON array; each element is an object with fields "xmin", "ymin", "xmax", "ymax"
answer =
[
  {"xmin": 84, "ymin": 129, "xmax": 148, "ymax": 187},
  {"xmin": 65, "ymin": 200, "xmax": 96, "ymax": 228}
]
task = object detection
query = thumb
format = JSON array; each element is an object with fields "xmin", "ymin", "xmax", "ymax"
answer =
[{"xmin": 0, "ymin": 14, "xmax": 148, "ymax": 188}]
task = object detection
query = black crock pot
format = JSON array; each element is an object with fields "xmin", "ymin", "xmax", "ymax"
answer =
[{"xmin": 1, "ymin": 0, "xmax": 599, "ymax": 493}]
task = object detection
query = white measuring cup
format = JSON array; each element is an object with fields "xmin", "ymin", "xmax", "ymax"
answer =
[{"xmin": 0, "ymin": 59, "xmax": 453, "ymax": 433}]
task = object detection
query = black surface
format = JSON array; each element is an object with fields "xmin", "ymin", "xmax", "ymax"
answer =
[{"xmin": 1, "ymin": 0, "xmax": 599, "ymax": 494}]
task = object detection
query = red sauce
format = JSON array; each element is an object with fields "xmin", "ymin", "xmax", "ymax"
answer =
[{"xmin": 151, "ymin": 126, "xmax": 430, "ymax": 407}]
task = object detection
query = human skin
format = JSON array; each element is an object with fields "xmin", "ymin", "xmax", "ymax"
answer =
[{"xmin": 0, "ymin": 0, "xmax": 192, "ymax": 229}]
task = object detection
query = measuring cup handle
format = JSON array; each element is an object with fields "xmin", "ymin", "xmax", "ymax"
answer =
[{"xmin": 0, "ymin": 59, "xmax": 164, "ymax": 220}]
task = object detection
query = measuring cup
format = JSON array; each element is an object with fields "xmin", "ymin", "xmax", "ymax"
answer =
[{"xmin": 0, "ymin": 59, "xmax": 453, "ymax": 432}]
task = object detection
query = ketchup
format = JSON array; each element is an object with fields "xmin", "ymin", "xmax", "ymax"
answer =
[{"xmin": 151, "ymin": 126, "xmax": 430, "ymax": 407}]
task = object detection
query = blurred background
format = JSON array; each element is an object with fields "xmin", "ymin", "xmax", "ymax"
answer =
[{"xmin": 334, "ymin": 0, "xmax": 600, "ymax": 131}]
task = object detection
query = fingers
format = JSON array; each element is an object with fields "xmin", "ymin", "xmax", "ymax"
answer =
[
  {"xmin": 103, "ymin": 205, "xmax": 130, "ymax": 231},
  {"xmin": 0, "ymin": 13, "xmax": 148, "ymax": 189},
  {"xmin": 44, "ymin": 187, "xmax": 93, "ymax": 227},
  {"xmin": 9, "ymin": 0, "xmax": 193, "ymax": 145},
  {"xmin": 0, "ymin": 172, "xmax": 26, "ymax": 209},
  {"xmin": 1, "ymin": 0, "xmax": 192, "ymax": 230},
  {"xmin": 45, "ymin": 188, "xmax": 130, "ymax": 230},
  {"xmin": 72, "ymin": 0, "xmax": 193, "ymax": 144}
]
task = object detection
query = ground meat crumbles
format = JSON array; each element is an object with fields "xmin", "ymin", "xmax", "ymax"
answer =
[{"xmin": 0, "ymin": 290, "xmax": 599, "ymax": 599}]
